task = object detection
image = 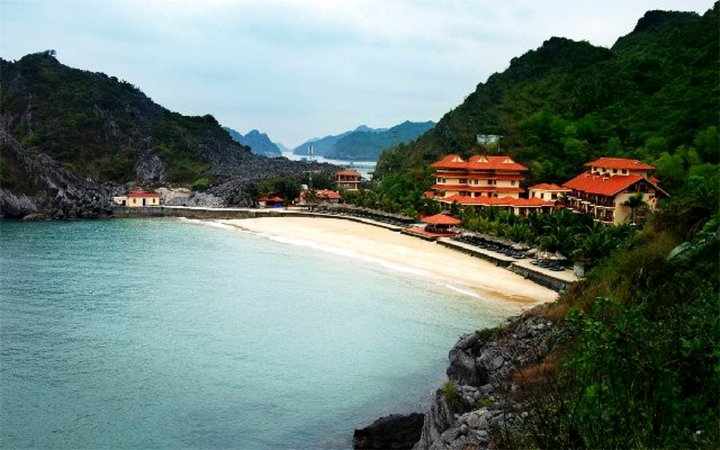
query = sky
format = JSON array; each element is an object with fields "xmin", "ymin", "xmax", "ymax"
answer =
[{"xmin": 1, "ymin": 0, "xmax": 714, "ymax": 148}]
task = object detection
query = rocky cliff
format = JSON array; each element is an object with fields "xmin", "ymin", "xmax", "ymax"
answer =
[
  {"xmin": 0, "ymin": 51, "xmax": 337, "ymax": 218},
  {"xmin": 355, "ymin": 305, "xmax": 567, "ymax": 450}
]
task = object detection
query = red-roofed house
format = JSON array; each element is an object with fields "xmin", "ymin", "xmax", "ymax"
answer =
[
  {"xmin": 112, "ymin": 191, "xmax": 160, "ymax": 207},
  {"xmin": 563, "ymin": 158, "xmax": 668, "ymax": 224},
  {"xmin": 430, "ymin": 154, "xmax": 527, "ymax": 203},
  {"xmin": 335, "ymin": 169, "xmax": 362, "ymax": 191},
  {"xmin": 258, "ymin": 195, "xmax": 284, "ymax": 208},
  {"xmin": 421, "ymin": 213, "xmax": 461, "ymax": 234}
]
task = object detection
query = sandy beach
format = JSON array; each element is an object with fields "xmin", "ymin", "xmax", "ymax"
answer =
[{"xmin": 219, "ymin": 216, "xmax": 558, "ymax": 305}]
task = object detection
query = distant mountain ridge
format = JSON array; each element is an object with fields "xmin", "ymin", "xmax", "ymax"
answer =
[
  {"xmin": 292, "ymin": 121, "xmax": 434, "ymax": 161},
  {"xmin": 223, "ymin": 127, "xmax": 282, "ymax": 156}
]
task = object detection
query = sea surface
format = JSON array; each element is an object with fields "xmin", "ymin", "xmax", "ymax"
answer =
[
  {"xmin": 0, "ymin": 218, "xmax": 516, "ymax": 449},
  {"xmin": 281, "ymin": 151, "xmax": 376, "ymax": 179}
]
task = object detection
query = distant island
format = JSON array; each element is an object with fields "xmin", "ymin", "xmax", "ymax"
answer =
[
  {"xmin": 292, "ymin": 120, "xmax": 435, "ymax": 161},
  {"xmin": 223, "ymin": 127, "xmax": 282, "ymax": 157}
]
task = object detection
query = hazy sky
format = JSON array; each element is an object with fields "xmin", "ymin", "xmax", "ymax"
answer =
[{"xmin": 1, "ymin": 0, "xmax": 713, "ymax": 147}]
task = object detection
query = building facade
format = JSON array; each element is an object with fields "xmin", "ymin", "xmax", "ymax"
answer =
[
  {"xmin": 431, "ymin": 154, "xmax": 526, "ymax": 199},
  {"xmin": 335, "ymin": 169, "xmax": 362, "ymax": 191},
  {"xmin": 112, "ymin": 191, "xmax": 160, "ymax": 207},
  {"xmin": 562, "ymin": 157, "xmax": 667, "ymax": 225},
  {"xmin": 429, "ymin": 154, "xmax": 554, "ymax": 215},
  {"xmin": 528, "ymin": 183, "xmax": 571, "ymax": 201}
]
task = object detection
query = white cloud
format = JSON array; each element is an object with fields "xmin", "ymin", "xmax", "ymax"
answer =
[{"xmin": 0, "ymin": 0, "xmax": 714, "ymax": 146}]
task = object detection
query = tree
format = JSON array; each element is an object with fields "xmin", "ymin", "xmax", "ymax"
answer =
[{"xmin": 623, "ymin": 193, "xmax": 646, "ymax": 225}]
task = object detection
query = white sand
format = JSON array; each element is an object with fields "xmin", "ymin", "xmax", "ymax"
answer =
[{"xmin": 219, "ymin": 217, "xmax": 558, "ymax": 305}]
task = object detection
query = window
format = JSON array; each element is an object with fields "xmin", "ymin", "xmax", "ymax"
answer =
[
  {"xmin": 621, "ymin": 169, "xmax": 628, "ymax": 174},
  {"xmin": 613, "ymin": 168, "xmax": 617, "ymax": 174},
  {"xmin": 510, "ymin": 180, "xmax": 516, "ymax": 185},
  {"xmin": 459, "ymin": 179, "xmax": 467, "ymax": 184},
  {"xmin": 552, "ymin": 193, "xmax": 557, "ymax": 200}
]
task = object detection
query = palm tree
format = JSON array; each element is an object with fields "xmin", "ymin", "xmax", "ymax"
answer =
[{"xmin": 623, "ymin": 193, "xmax": 646, "ymax": 225}]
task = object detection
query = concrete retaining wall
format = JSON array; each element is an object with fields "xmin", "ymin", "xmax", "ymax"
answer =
[{"xmin": 508, "ymin": 264, "xmax": 570, "ymax": 293}]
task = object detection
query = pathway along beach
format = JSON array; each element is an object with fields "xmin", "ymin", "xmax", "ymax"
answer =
[{"xmin": 219, "ymin": 216, "xmax": 558, "ymax": 306}]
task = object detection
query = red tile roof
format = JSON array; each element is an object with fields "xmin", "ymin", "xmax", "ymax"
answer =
[
  {"xmin": 585, "ymin": 157, "xmax": 655, "ymax": 171},
  {"xmin": 336, "ymin": 169, "xmax": 361, "ymax": 177},
  {"xmin": 422, "ymin": 213, "xmax": 462, "ymax": 225},
  {"xmin": 431, "ymin": 154, "xmax": 528, "ymax": 171},
  {"xmin": 529, "ymin": 183, "xmax": 570, "ymax": 191},
  {"xmin": 563, "ymin": 172, "xmax": 661, "ymax": 197},
  {"xmin": 423, "ymin": 191, "xmax": 436, "ymax": 198},
  {"xmin": 443, "ymin": 195, "xmax": 554, "ymax": 208},
  {"xmin": 258, "ymin": 195, "xmax": 283, "ymax": 202},
  {"xmin": 127, "ymin": 191, "xmax": 160, "ymax": 198},
  {"xmin": 315, "ymin": 189, "xmax": 341, "ymax": 200}
]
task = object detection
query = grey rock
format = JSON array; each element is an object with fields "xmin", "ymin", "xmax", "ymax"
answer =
[
  {"xmin": 353, "ymin": 413, "xmax": 424, "ymax": 449},
  {"xmin": 134, "ymin": 150, "xmax": 166, "ymax": 182},
  {"xmin": 0, "ymin": 131, "xmax": 115, "ymax": 219},
  {"xmin": 440, "ymin": 427, "xmax": 460, "ymax": 443},
  {"xmin": 491, "ymin": 355, "xmax": 505, "ymax": 369}
]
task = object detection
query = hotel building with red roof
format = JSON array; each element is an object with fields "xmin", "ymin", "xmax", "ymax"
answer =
[
  {"xmin": 429, "ymin": 154, "xmax": 555, "ymax": 215},
  {"xmin": 335, "ymin": 169, "xmax": 362, "ymax": 191},
  {"xmin": 562, "ymin": 157, "xmax": 668, "ymax": 225}
]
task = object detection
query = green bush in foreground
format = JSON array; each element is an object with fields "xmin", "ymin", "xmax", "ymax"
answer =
[{"xmin": 526, "ymin": 214, "xmax": 719, "ymax": 449}]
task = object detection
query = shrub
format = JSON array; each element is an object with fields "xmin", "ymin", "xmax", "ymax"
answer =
[{"xmin": 190, "ymin": 177, "xmax": 211, "ymax": 191}]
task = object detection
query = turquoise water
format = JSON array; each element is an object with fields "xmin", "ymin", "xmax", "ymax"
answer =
[{"xmin": 0, "ymin": 219, "xmax": 515, "ymax": 449}]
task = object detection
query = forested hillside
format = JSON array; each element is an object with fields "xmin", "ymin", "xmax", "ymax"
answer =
[
  {"xmin": 0, "ymin": 51, "xmax": 335, "ymax": 217},
  {"xmin": 374, "ymin": 4, "xmax": 719, "ymax": 211}
]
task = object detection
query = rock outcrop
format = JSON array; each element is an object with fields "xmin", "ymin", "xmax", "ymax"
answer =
[
  {"xmin": 0, "ymin": 130, "xmax": 116, "ymax": 219},
  {"xmin": 412, "ymin": 306, "xmax": 567, "ymax": 450},
  {"xmin": 356, "ymin": 306, "xmax": 567, "ymax": 450},
  {"xmin": 353, "ymin": 413, "xmax": 424, "ymax": 449}
]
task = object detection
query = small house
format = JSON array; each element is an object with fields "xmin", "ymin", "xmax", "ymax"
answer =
[
  {"xmin": 113, "ymin": 191, "xmax": 160, "ymax": 207},
  {"xmin": 258, "ymin": 195, "xmax": 284, "ymax": 208}
]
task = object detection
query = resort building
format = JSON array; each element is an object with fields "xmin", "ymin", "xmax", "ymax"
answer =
[
  {"xmin": 335, "ymin": 169, "xmax": 362, "ymax": 191},
  {"xmin": 429, "ymin": 154, "xmax": 554, "ymax": 215},
  {"xmin": 112, "ymin": 191, "xmax": 160, "ymax": 207},
  {"xmin": 562, "ymin": 157, "xmax": 668, "ymax": 225},
  {"xmin": 431, "ymin": 154, "xmax": 526, "ymax": 200},
  {"xmin": 528, "ymin": 183, "xmax": 571, "ymax": 201}
]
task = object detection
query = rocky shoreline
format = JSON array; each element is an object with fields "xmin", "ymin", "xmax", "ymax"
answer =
[
  {"xmin": 0, "ymin": 128, "xmax": 338, "ymax": 220},
  {"xmin": 354, "ymin": 305, "xmax": 566, "ymax": 450}
]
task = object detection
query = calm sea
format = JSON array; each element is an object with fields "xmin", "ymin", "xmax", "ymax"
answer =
[{"xmin": 0, "ymin": 218, "xmax": 515, "ymax": 449}]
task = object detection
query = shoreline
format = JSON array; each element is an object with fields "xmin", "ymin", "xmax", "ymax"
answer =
[{"xmin": 214, "ymin": 216, "xmax": 558, "ymax": 306}]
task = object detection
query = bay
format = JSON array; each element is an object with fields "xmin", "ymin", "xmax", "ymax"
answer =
[{"xmin": 0, "ymin": 218, "xmax": 514, "ymax": 449}]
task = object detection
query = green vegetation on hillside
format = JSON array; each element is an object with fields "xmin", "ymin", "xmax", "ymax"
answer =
[
  {"xmin": 372, "ymin": 5, "xmax": 719, "ymax": 212},
  {"xmin": 0, "ymin": 50, "xmax": 241, "ymax": 185},
  {"xmin": 353, "ymin": 7, "xmax": 720, "ymax": 446},
  {"xmin": 520, "ymin": 178, "xmax": 719, "ymax": 448}
]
